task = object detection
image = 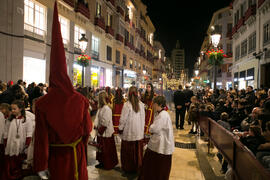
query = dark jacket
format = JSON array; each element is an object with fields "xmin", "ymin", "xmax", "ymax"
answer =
[
  {"xmin": 174, "ymin": 90, "xmax": 186, "ymax": 109},
  {"xmin": 183, "ymin": 89, "xmax": 194, "ymax": 104},
  {"xmin": 241, "ymin": 135, "xmax": 265, "ymax": 155}
]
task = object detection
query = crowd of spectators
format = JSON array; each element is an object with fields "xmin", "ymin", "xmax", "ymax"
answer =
[{"xmin": 195, "ymin": 86, "xmax": 270, "ymax": 174}]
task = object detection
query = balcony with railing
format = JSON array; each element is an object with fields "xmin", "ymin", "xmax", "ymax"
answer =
[
  {"xmin": 232, "ymin": 26, "xmax": 237, "ymax": 35},
  {"xmin": 236, "ymin": 17, "xmax": 245, "ymax": 30},
  {"xmin": 62, "ymin": 0, "xmax": 75, "ymax": 8},
  {"xmin": 116, "ymin": 34, "xmax": 124, "ymax": 43},
  {"xmin": 124, "ymin": 39, "xmax": 131, "ymax": 48},
  {"xmin": 258, "ymin": 0, "xmax": 265, "ymax": 8},
  {"xmin": 24, "ymin": 23, "xmax": 46, "ymax": 41},
  {"xmin": 245, "ymin": 5, "xmax": 256, "ymax": 21},
  {"xmin": 136, "ymin": 28, "xmax": 140, "ymax": 34},
  {"xmin": 75, "ymin": 1, "xmax": 90, "ymax": 19},
  {"xmin": 106, "ymin": 26, "xmax": 114, "ymax": 36},
  {"xmin": 226, "ymin": 31, "xmax": 232, "ymax": 39},
  {"xmin": 117, "ymin": 6, "xmax": 124, "ymax": 17},
  {"xmin": 94, "ymin": 16, "xmax": 105, "ymax": 30},
  {"xmin": 91, "ymin": 50, "xmax": 99, "ymax": 61},
  {"xmin": 106, "ymin": 0, "xmax": 115, "ymax": 7},
  {"xmin": 125, "ymin": 15, "xmax": 130, "ymax": 23}
]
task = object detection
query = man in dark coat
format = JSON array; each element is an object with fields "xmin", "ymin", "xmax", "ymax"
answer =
[
  {"xmin": 245, "ymin": 86, "xmax": 256, "ymax": 113},
  {"xmin": 174, "ymin": 85, "xmax": 187, "ymax": 129}
]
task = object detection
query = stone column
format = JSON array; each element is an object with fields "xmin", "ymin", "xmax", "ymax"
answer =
[{"xmin": 0, "ymin": 0, "xmax": 24, "ymax": 82}]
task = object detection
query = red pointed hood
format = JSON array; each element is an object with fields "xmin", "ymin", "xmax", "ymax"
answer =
[{"xmin": 49, "ymin": 2, "xmax": 74, "ymax": 95}]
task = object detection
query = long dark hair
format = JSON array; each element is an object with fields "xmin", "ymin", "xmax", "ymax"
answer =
[
  {"xmin": 114, "ymin": 88, "xmax": 123, "ymax": 104},
  {"xmin": 144, "ymin": 83, "xmax": 154, "ymax": 101},
  {"xmin": 128, "ymin": 86, "xmax": 139, "ymax": 113},
  {"xmin": 10, "ymin": 100, "xmax": 26, "ymax": 123}
]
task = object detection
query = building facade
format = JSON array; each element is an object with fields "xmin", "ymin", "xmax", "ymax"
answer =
[
  {"xmin": 232, "ymin": 0, "xmax": 270, "ymax": 89},
  {"xmin": 0, "ymin": 0, "xmax": 156, "ymax": 88},
  {"xmin": 171, "ymin": 40, "xmax": 185, "ymax": 79},
  {"xmin": 152, "ymin": 41, "xmax": 165, "ymax": 92}
]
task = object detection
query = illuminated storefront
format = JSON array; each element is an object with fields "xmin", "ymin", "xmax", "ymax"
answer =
[
  {"xmin": 123, "ymin": 69, "xmax": 137, "ymax": 88},
  {"xmin": 91, "ymin": 66, "xmax": 99, "ymax": 88},
  {"xmin": 73, "ymin": 63, "xmax": 82, "ymax": 86},
  {"xmin": 23, "ymin": 56, "xmax": 46, "ymax": 85}
]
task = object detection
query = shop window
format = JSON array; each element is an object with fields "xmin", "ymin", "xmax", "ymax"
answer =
[
  {"xmin": 123, "ymin": 54, "xmax": 127, "ymax": 66},
  {"xmin": 23, "ymin": 56, "xmax": 46, "ymax": 85},
  {"xmin": 107, "ymin": 46, "xmax": 112, "ymax": 61},
  {"xmin": 116, "ymin": 50, "xmax": 120, "ymax": 64},
  {"xmin": 74, "ymin": 25, "xmax": 86, "ymax": 49},
  {"xmin": 59, "ymin": 16, "xmax": 69, "ymax": 45},
  {"xmin": 24, "ymin": 0, "xmax": 46, "ymax": 36}
]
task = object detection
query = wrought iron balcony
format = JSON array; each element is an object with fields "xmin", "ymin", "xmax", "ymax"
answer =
[
  {"xmin": 125, "ymin": 15, "xmax": 130, "ymax": 23},
  {"xmin": 236, "ymin": 17, "xmax": 245, "ymax": 30},
  {"xmin": 106, "ymin": 26, "xmax": 114, "ymax": 36},
  {"xmin": 117, "ymin": 6, "xmax": 124, "ymax": 17},
  {"xmin": 75, "ymin": 1, "xmax": 90, "ymax": 19},
  {"xmin": 106, "ymin": 0, "xmax": 115, "ymax": 7},
  {"xmin": 91, "ymin": 50, "xmax": 99, "ymax": 61},
  {"xmin": 63, "ymin": 0, "xmax": 75, "ymax": 8},
  {"xmin": 116, "ymin": 34, "xmax": 124, "ymax": 43},
  {"xmin": 245, "ymin": 5, "xmax": 256, "ymax": 21},
  {"xmin": 94, "ymin": 16, "xmax": 105, "ymax": 30},
  {"xmin": 258, "ymin": 0, "xmax": 265, "ymax": 8}
]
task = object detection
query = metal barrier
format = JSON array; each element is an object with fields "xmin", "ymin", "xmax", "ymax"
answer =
[{"xmin": 199, "ymin": 116, "xmax": 270, "ymax": 180}]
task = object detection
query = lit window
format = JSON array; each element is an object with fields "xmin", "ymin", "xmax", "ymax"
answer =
[
  {"xmin": 96, "ymin": 3, "xmax": 101, "ymax": 17},
  {"xmin": 24, "ymin": 0, "xmax": 46, "ymax": 36},
  {"xmin": 92, "ymin": 35, "xmax": 100, "ymax": 53},
  {"xmin": 74, "ymin": 25, "xmax": 86, "ymax": 49},
  {"xmin": 107, "ymin": 13, "xmax": 112, "ymax": 27},
  {"xmin": 59, "ymin": 16, "xmax": 69, "ymax": 45}
]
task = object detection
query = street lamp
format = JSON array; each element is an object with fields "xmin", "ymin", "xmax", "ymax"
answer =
[
  {"xmin": 210, "ymin": 25, "xmax": 221, "ymax": 90},
  {"xmin": 195, "ymin": 70, "xmax": 199, "ymax": 77},
  {"xmin": 79, "ymin": 33, "xmax": 88, "ymax": 87}
]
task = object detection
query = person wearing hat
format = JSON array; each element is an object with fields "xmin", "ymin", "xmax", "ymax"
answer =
[{"xmin": 33, "ymin": 3, "xmax": 92, "ymax": 180}]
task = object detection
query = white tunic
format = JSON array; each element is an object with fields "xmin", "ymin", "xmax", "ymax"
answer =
[
  {"xmin": 5, "ymin": 117, "xmax": 33, "ymax": 156},
  {"xmin": 147, "ymin": 111, "xmax": 175, "ymax": 155},
  {"xmin": 0, "ymin": 112, "xmax": 5, "ymax": 144},
  {"xmin": 96, "ymin": 105, "xmax": 114, "ymax": 137},
  {"xmin": 119, "ymin": 101, "xmax": 145, "ymax": 141}
]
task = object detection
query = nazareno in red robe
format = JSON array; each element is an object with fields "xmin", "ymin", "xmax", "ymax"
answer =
[
  {"xmin": 112, "ymin": 102, "xmax": 124, "ymax": 134},
  {"xmin": 33, "ymin": 2, "xmax": 92, "ymax": 180},
  {"xmin": 143, "ymin": 95, "xmax": 156, "ymax": 135}
]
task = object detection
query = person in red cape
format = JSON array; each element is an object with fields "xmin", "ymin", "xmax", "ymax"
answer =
[
  {"xmin": 112, "ymin": 88, "xmax": 124, "ymax": 134},
  {"xmin": 33, "ymin": 2, "xmax": 92, "ymax": 180},
  {"xmin": 142, "ymin": 83, "xmax": 156, "ymax": 138}
]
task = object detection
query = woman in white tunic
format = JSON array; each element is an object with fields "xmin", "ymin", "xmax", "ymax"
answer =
[
  {"xmin": 2, "ymin": 100, "xmax": 33, "ymax": 180},
  {"xmin": 95, "ymin": 91, "xmax": 118, "ymax": 170},
  {"xmin": 119, "ymin": 86, "xmax": 145, "ymax": 173},
  {"xmin": 138, "ymin": 96, "xmax": 175, "ymax": 180}
]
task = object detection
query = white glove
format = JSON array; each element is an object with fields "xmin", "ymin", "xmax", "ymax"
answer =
[{"xmin": 38, "ymin": 170, "xmax": 50, "ymax": 180}]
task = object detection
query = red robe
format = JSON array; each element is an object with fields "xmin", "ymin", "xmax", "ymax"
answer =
[
  {"xmin": 34, "ymin": 91, "xmax": 92, "ymax": 180},
  {"xmin": 33, "ymin": 3, "xmax": 92, "ymax": 180},
  {"xmin": 112, "ymin": 102, "xmax": 124, "ymax": 134},
  {"xmin": 143, "ymin": 96, "xmax": 155, "ymax": 135}
]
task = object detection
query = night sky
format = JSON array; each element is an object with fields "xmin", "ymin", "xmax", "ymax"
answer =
[{"xmin": 141, "ymin": 0, "xmax": 230, "ymax": 76}]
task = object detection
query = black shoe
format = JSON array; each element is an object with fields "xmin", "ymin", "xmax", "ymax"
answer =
[
  {"xmin": 188, "ymin": 122, "xmax": 191, "ymax": 125},
  {"xmin": 180, "ymin": 127, "xmax": 184, "ymax": 130},
  {"xmin": 95, "ymin": 163, "xmax": 104, "ymax": 169},
  {"xmin": 192, "ymin": 131, "xmax": 197, "ymax": 134},
  {"xmin": 188, "ymin": 130, "xmax": 193, "ymax": 134}
]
